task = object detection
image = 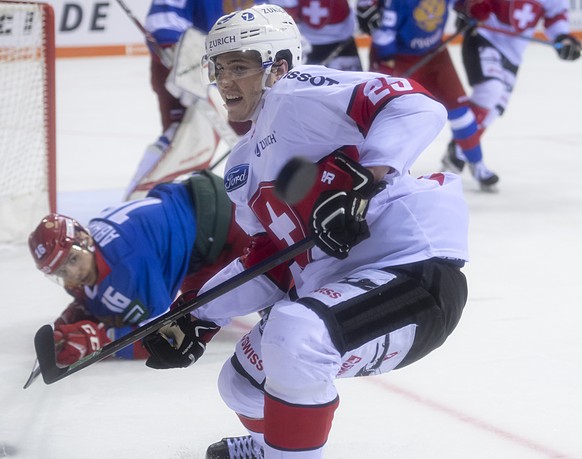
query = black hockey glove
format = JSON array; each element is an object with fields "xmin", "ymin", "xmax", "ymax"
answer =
[
  {"xmin": 143, "ymin": 315, "xmax": 220, "ymax": 369},
  {"xmin": 311, "ymin": 190, "xmax": 371, "ymax": 259},
  {"xmin": 356, "ymin": 0, "xmax": 382, "ymax": 35},
  {"xmin": 310, "ymin": 155, "xmax": 383, "ymax": 260},
  {"xmin": 554, "ymin": 34, "xmax": 581, "ymax": 61}
]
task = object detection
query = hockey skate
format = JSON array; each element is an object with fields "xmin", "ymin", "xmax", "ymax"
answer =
[
  {"xmin": 441, "ymin": 140, "xmax": 466, "ymax": 174},
  {"xmin": 206, "ymin": 435, "xmax": 264, "ymax": 459},
  {"xmin": 469, "ymin": 160, "xmax": 499, "ymax": 192}
]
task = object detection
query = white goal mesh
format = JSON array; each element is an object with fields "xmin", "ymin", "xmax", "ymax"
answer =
[{"xmin": 0, "ymin": 1, "xmax": 56, "ymax": 244}]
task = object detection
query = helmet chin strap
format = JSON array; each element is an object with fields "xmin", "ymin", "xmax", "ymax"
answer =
[
  {"xmin": 260, "ymin": 64, "xmax": 274, "ymax": 89},
  {"xmin": 261, "ymin": 57, "xmax": 289, "ymax": 89}
]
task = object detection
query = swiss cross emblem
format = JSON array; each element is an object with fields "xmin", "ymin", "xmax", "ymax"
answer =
[
  {"xmin": 301, "ymin": 0, "xmax": 330, "ymax": 27},
  {"xmin": 508, "ymin": 0, "xmax": 543, "ymax": 31},
  {"xmin": 299, "ymin": 0, "xmax": 351, "ymax": 29},
  {"xmin": 249, "ymin": 183, "xmax": 311, "ymax": 267}
]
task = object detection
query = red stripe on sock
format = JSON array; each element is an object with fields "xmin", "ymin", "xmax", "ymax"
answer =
[
  {"xmin": 264, "ymin": 392, "xmax": 339, "ymax": 451},
  {"xmin": 237, "ymin": 414, "xmax": 264, "ymax": 434},
  {"xmin": 455, "ymin": 132, "xmax": 481, "ymax": 151}
]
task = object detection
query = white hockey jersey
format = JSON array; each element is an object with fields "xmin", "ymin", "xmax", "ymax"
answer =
[
  {"xmin": 194, "ymin": 65, "xmax": 469, "ymax": 325},
  {"xmin": 479, "ymin": 0, "xmax": 571, "ymax": 65}
]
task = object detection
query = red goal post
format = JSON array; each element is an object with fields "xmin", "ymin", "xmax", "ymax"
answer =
[{"xmin": 0, "ymin": 1, "xmax": 56, "ymax": 244}]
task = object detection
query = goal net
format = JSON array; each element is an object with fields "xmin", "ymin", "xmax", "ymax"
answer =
[{"xmin": 0, "ymin": 1, "xmax": 56, "ymax": 244}]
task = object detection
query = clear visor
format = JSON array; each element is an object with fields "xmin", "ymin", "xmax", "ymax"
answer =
[
  {"xmin": 49, "ymin": 244, "xmax": 93, "ymax": 287},
  {"xmin": 203, "ymin": 50, "xmax": 271, "ymax": 83}
]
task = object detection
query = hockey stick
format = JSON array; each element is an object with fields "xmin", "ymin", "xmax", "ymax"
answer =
[
  {"xmin": 477, "ymin": 23, "xmax": 563, "ymax": 49},
  {"xmin": 23, "ymin": 359, "xmax": 41, "ymax": 389},
  {"xmin": 403, "ymin": 20, "xmax": 476, "ymax": 77},
  {"xmin": 209, "ymin": 148, "xmax": 232, "ymax": 171},
  {"xmin": 114, "ymin": 0, "xmax": 172, "ymax": 67},
  {"xmin": 33, "ymin": 158, "xmax": 319, "ymax": 385},
  {"xmin": 320, "ymin": 38, "xmax": 354, "ymax": 67}
]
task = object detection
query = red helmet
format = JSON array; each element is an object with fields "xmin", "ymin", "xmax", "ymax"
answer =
[{"xmin": 28, "ymin": 213, "xmax": 89, "ymax": 274}]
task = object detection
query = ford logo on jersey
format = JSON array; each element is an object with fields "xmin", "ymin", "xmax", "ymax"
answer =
[{"xmin": 224, "ymin": 164, "xmax": 249, "ymax": 192}]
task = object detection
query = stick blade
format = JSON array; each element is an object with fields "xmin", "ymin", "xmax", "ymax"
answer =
[
  {"xmin": 34, "ymin": 324, "xmax": 66, "ymax": 384},
  {"xmin": 275, "ymin": 157, "xmax": 318, "ymax": 205},
  {"xmin": 22, "ymin": 359, "xmax": 41, "ymax": 390}
]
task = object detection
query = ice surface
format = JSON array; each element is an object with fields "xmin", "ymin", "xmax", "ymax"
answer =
[{"xmin": 0, "ymin": 44, "xmax": 581, "ymax": 458}]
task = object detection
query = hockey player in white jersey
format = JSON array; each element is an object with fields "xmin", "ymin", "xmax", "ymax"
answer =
[
  {"xmin": 442, "ymin": 0, "xmax": 581, "ymax": 173},
  {"xmin": 142, "ymin": 5, "xmax": 470, "ymax": 458}
]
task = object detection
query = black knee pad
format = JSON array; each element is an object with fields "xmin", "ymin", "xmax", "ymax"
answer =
[{"xmin": 297, "ymin": 259, "xmax": 468, "ymax": 367}]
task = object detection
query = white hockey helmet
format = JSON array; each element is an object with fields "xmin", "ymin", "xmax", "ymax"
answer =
[{"xmin": 204, "ymin": 4, "xmax": 302, "ymax": 83}]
